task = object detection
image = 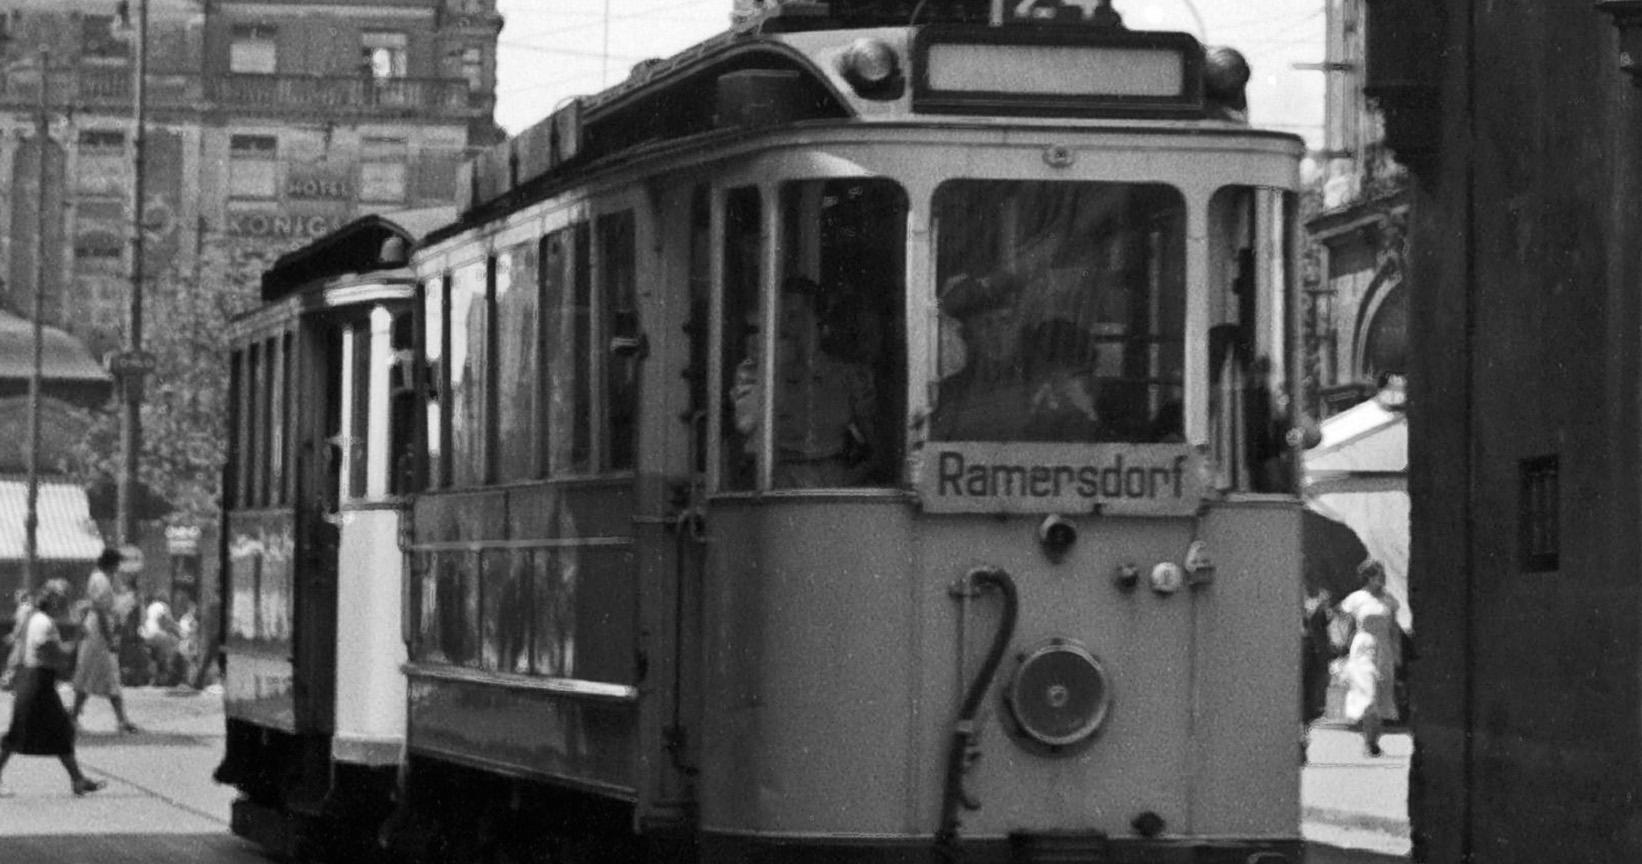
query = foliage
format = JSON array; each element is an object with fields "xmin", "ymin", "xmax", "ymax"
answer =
[{"xmin": 68, "ymin": 245, "xmax": 262, "ymax": 528}]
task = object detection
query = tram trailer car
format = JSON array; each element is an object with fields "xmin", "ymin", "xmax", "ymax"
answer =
[
  {"xmin": 216, "ymin": 2, "xmax": 1310, "ymax": 862},
  {"xmin": 213, "ymin": 211, "xmax": 448, "ymax": 860}
]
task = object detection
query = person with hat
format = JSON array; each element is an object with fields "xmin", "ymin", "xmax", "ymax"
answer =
[
  {"xmin": 930, "ymin": 271, "xmax": 1030, "ymax": 441},
  {"xmin": 69, "ymin": 548, "xmax": 139, "ymax": 734},
  {"xmin": 0, "ymin": 581, "xmax": 106, "ymax": 796}
]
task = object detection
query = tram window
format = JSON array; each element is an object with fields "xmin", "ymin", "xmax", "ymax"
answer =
[
  {"xmin": 268, "ymin": 335, "xmax": 287, "ymax": 506},
  {"xmin": 495, "ymin": 244, "xmax": 541, "ymax": 482},
  {"xmin": 542, "ymin": 226, "xmax": 593, "ymax": 476},
  {"xmin": 929, "ymin": 181, "xmax": 1186, "ymax": 444},
  {"xmin": 389, "ymin": 312, "xmax": 420, "ymax": 494},
  {"xmin": 278, "ymin": 332, "xmax": 294, "ymax": 504},
  {"xmin": 689, "ymin": 187, "xmax": 710, "ymax": 474},
  {"xmin": 721, "ymin": 186, "xmax": 762, "ymax": 491},
  {"xmin": 449, "ymin": 260, "xmax": 490, "ymax": 486},
  {"xmin": 571, "ymin": 225, "xmax": 593, "ymax": 472},
  {"xmin": 424, "ymin": 276, "xmax": 449, "ymax": 488},
  {"xmin": 348, "ymin": 323, "xmax": 371, "ymax": 499},
  {"xmin": 769, "ymin": 179, "xmax": 907, "ymax": 489},
  {"xmin": 1207, "ymin": 186, "xmax": 1298, "ymax": 493},
  {"xmin": 247, "ymin": 342, "xmax": 263, "ymax": 506},
  {"xmin": 599, "ymin": 211, "xmax": 638, "ymax": 472},
  {"xmin": 228, "ymin": 349, "xmax": 245, "ymax": 509}
]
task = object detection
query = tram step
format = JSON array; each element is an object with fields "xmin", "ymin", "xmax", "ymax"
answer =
[{"xmin": 1008, "ymin": 830, "xmax": 1111, "ymax": 863}]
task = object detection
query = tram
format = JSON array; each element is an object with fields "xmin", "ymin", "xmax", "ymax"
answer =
[{"xmin": 214, "ymin": 1, "xmax": 1308, "ymax": 862}]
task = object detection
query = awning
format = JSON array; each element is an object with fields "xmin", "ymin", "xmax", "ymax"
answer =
[
  {"xmin": 0, "ymin": 478, "xmax": 105, "ymax": 561},
  {"xmin": 1303, "ymin": 396, "xmax": 1411, "ymax": 632}
]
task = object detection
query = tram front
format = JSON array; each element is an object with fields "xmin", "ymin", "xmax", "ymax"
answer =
[{"xmin": 693, "ymin": 24, "xmax": 1307, "ymax": 864}]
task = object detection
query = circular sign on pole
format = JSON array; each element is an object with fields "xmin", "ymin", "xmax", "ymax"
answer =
[{"xmin": 118, "ymin": 543, "xmax": 145, "ymax": 574}]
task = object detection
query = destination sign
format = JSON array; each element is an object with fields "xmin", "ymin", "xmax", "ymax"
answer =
[{"xmin": 918, "ymin": 442, "xmax": 1206, "ymax": 516}]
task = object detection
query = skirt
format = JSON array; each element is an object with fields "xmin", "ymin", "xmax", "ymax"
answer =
[
  {"xmin": 70, "ymin": 611, "xmax": 120, "ymax": 697},
  {"xmin": 2, "ymin": 666, "xmax": 75, "ymax": 756}
]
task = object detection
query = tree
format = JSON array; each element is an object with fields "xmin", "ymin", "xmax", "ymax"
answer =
[{"xmin": 69, "ymin": 244, "xmax": 262, "ymax": 528}]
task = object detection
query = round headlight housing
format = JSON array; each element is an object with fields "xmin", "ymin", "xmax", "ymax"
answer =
[
  {"xmin": 1005, "ymin": 638, "xmax": 1112, "ymax": 752},
  {"xmin": 837, "ymin": 38, "xmax": 901, "ymax": 97}
]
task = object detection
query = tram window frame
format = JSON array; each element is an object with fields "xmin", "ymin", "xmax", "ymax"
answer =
[
  {"xmin": 273, "ymin": 331, "xmax": 292, "ymax": 506},
  {"xmin": 1206, "ymin": 185, "xmax": 1299, "ymax": 494},
  {"xmin": 928, "ymin": 179, "xmax": 1187, "ymax": 446},
  {"xmin": 769, "ymin": 178, "xmax": 908, "ymax": 490}
]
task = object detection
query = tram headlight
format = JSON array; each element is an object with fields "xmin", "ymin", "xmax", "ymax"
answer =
[
  {"xmin": 1203, "ymin": 45, "xmax": 1251, "ymax": 113},
  {"xmin": 838, "ymin": 37, "xmax": 902, "ymax": 97}
]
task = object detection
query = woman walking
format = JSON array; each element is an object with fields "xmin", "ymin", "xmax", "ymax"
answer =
[
  {"xmin": 1339, "ymin": 558, "xmax": 1403, "ymax": 756},
  {"xmin": 70, "ymin": 548, "xmax": 139, "ymax": 733},
  {"xmin": 0, "ymin": 582, "xmax": 106, "ymax": 796}
]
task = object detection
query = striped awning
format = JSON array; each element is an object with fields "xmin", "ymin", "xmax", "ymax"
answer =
[{"xmin": 0, "ymin": 478, "xmax": 105, "ymax": 561}]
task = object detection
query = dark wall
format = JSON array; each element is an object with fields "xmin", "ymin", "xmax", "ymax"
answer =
[{"xmin": 1405, "ymin": 1, "xmax": 1642, "ymax": 860}]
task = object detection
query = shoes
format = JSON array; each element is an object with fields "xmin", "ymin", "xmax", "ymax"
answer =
[
  {"xmin": 1365, "ymin": 743, "xmax": 1383, "ymax": 757},
  {"xmin": 71, "ymin": 778, "xmax": 105, "ymax": 796},
  {"xmin": 117, "ymin": 722, "xmax": 140, "ymax": 734}
]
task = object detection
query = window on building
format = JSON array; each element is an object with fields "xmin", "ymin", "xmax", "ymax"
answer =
[
  {"xmin": 461, "ymin": 47, "xmax": 484, "ymax": 92},
  {"xmin": 229, "ymin": 25, "xmax": 278, "ymax": 74},
  {"xmin": 229, "ymin": 134, "xmax": 278, "ymax": 199},
  {"xmin": 76, "ymin": 129, "xmax": 126, "ymax": 197},
  {"xmin": 73, "ymin": 232, "xmax": 124, "ymax": 274},
  {"xmin": 81, "ymin": 15, "xmax": 130, "ymax": 60},
  {"xmin": 360, "ymin": 136, "xmax": 408, "ymax": 203},
  {"xmin": 362, "ymin": 31, "xmax": 408, "ymax": 79}
]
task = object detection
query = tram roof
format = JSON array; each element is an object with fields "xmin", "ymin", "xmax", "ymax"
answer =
[
  {"xmin": 261, "ymin": 206, "xmax": 454, "ymax": 302},
  {"xmin": 449, "ymin": 2, "xmax": 1265, "ymax": 232}
]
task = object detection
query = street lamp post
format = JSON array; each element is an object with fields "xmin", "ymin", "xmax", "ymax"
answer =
[
  {"xmin": 117, "ymin": 0, "xmax": 149, "ymax": 545},
  {"xmin": 23, "ymin": 46, "xmax": 51, "ymax": 591}
]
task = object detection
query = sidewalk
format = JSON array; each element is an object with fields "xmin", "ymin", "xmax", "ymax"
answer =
[
  {"xmin": 1303, "ymin": 723, "xmax": 1412, "ymax": 859},
  {"xmin": 0, "ymin": 683, "xmax": 237, "ymax": 836}
]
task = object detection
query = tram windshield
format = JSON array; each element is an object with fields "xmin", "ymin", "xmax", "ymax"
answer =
[{"xmin": 929, "ymin": 181, "xmax": 1186, "ymax": 444}]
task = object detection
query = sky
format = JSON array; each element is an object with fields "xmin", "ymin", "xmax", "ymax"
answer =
[{"xmin": 493, "ymin": 0, "xmax": 1326, "ymax": 149}]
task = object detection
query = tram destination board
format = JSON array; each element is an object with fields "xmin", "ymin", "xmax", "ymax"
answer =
[{"xmin": 919, "ymin": 442, "xmax": 1206, "ymax": 515}]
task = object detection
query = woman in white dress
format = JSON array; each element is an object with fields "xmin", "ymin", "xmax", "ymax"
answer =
[
  {"xmin": 69, "ymin": 549, "xmax": 138, "ymax": 733},
  {"xmin": 1338, "ymin": 558, "xmax": 1402, "ymax": 756}
]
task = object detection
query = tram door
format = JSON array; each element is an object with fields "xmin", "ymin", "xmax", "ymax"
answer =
[{"xmin": 289, "ymin": 314, "xmax": 345, "ymax": 736}]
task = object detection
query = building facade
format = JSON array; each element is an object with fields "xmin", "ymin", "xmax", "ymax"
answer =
[
  {"xmin": 1372, "ymin": 1, "xmax": 1642, "ymax": 861},
  {"xmin": 0, "ymin": 0, "xmax": 501, "ymax": 359},
  {"xmin": 1302, "ymin": 0, "xmax": 1409, "ymax": 419}
]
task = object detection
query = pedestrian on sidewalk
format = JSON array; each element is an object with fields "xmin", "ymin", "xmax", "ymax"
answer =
[
  {"xmin": 0, "ymin": 581, "xmax": 106, "ymax": 796},
  {"xmin": 70, "ymin": 548, "xmax": 140, "ymax": 734},
  {"xmin": 1301, "ymin": 585, "xmax": 1335, "ymax": 762},
  {"xmin": 1339, "ymin": 558, "xmax": 1402, "ymax": 757},
  {"xmin": 140, "ymin": 593, "xmax": 182, "ymax": 687}
]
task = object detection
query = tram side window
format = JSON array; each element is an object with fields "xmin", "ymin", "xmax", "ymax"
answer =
[
  {"xmin": 599, "ymin": 211, "xmax": 638, "ymax": 472},
  {"xmin": 348, "ymin": 322, "xmax": 372, "ymax": 499},
  {"xmin": 229, "ymin": 349, "xmax": 246, "ymax": 508},
  {"xmin": 495, "ymin": 243, "xmax": 541, "ymax": 482},
  {"xmin": 270, "ymin": 334, "xmax": 289, "ymax": 505},
  {"xmin": 247, "ymin": 342, "xmax": 263, "ymax": 505},
  {"xmin": 389, "ymin": 311, "xmax": 419, "ymax": 494},
  {"xmin": 929, "ymin": 181, "xmax": 1186, "ymax": 444},
  {"xmin": 424, "ymin": 276, "xmax": 451, "ymax": 488},
  {"xmin": 542, "ymin": 225, "xmax": 594, "ymax": 476},
  {"xmin": 721, "ymin": 186, "xmax": 762, "ymax": 491},
  {"xmin": 770, "ymin": 179, "xmax": 907, "ymax": 489},
  {"xmin": 449, "ymin": 260, "xmax": 490, "ymax": 486},
  {"xmin": 1207, "ymin": 185, "xmax": 1298, "ymax": 493}
]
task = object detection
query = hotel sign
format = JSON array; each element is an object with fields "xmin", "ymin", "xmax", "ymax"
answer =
[
  {"xmin": 918, "ymin": 442, "xmax": 1206, "ymax": 516},
  {"xmin": 285, "ymin": 168, "xmax": 354, "ymax": 201},
  {"xmin": 227, "ymin": 210, "xmax": 344, "ymax": 240}
]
